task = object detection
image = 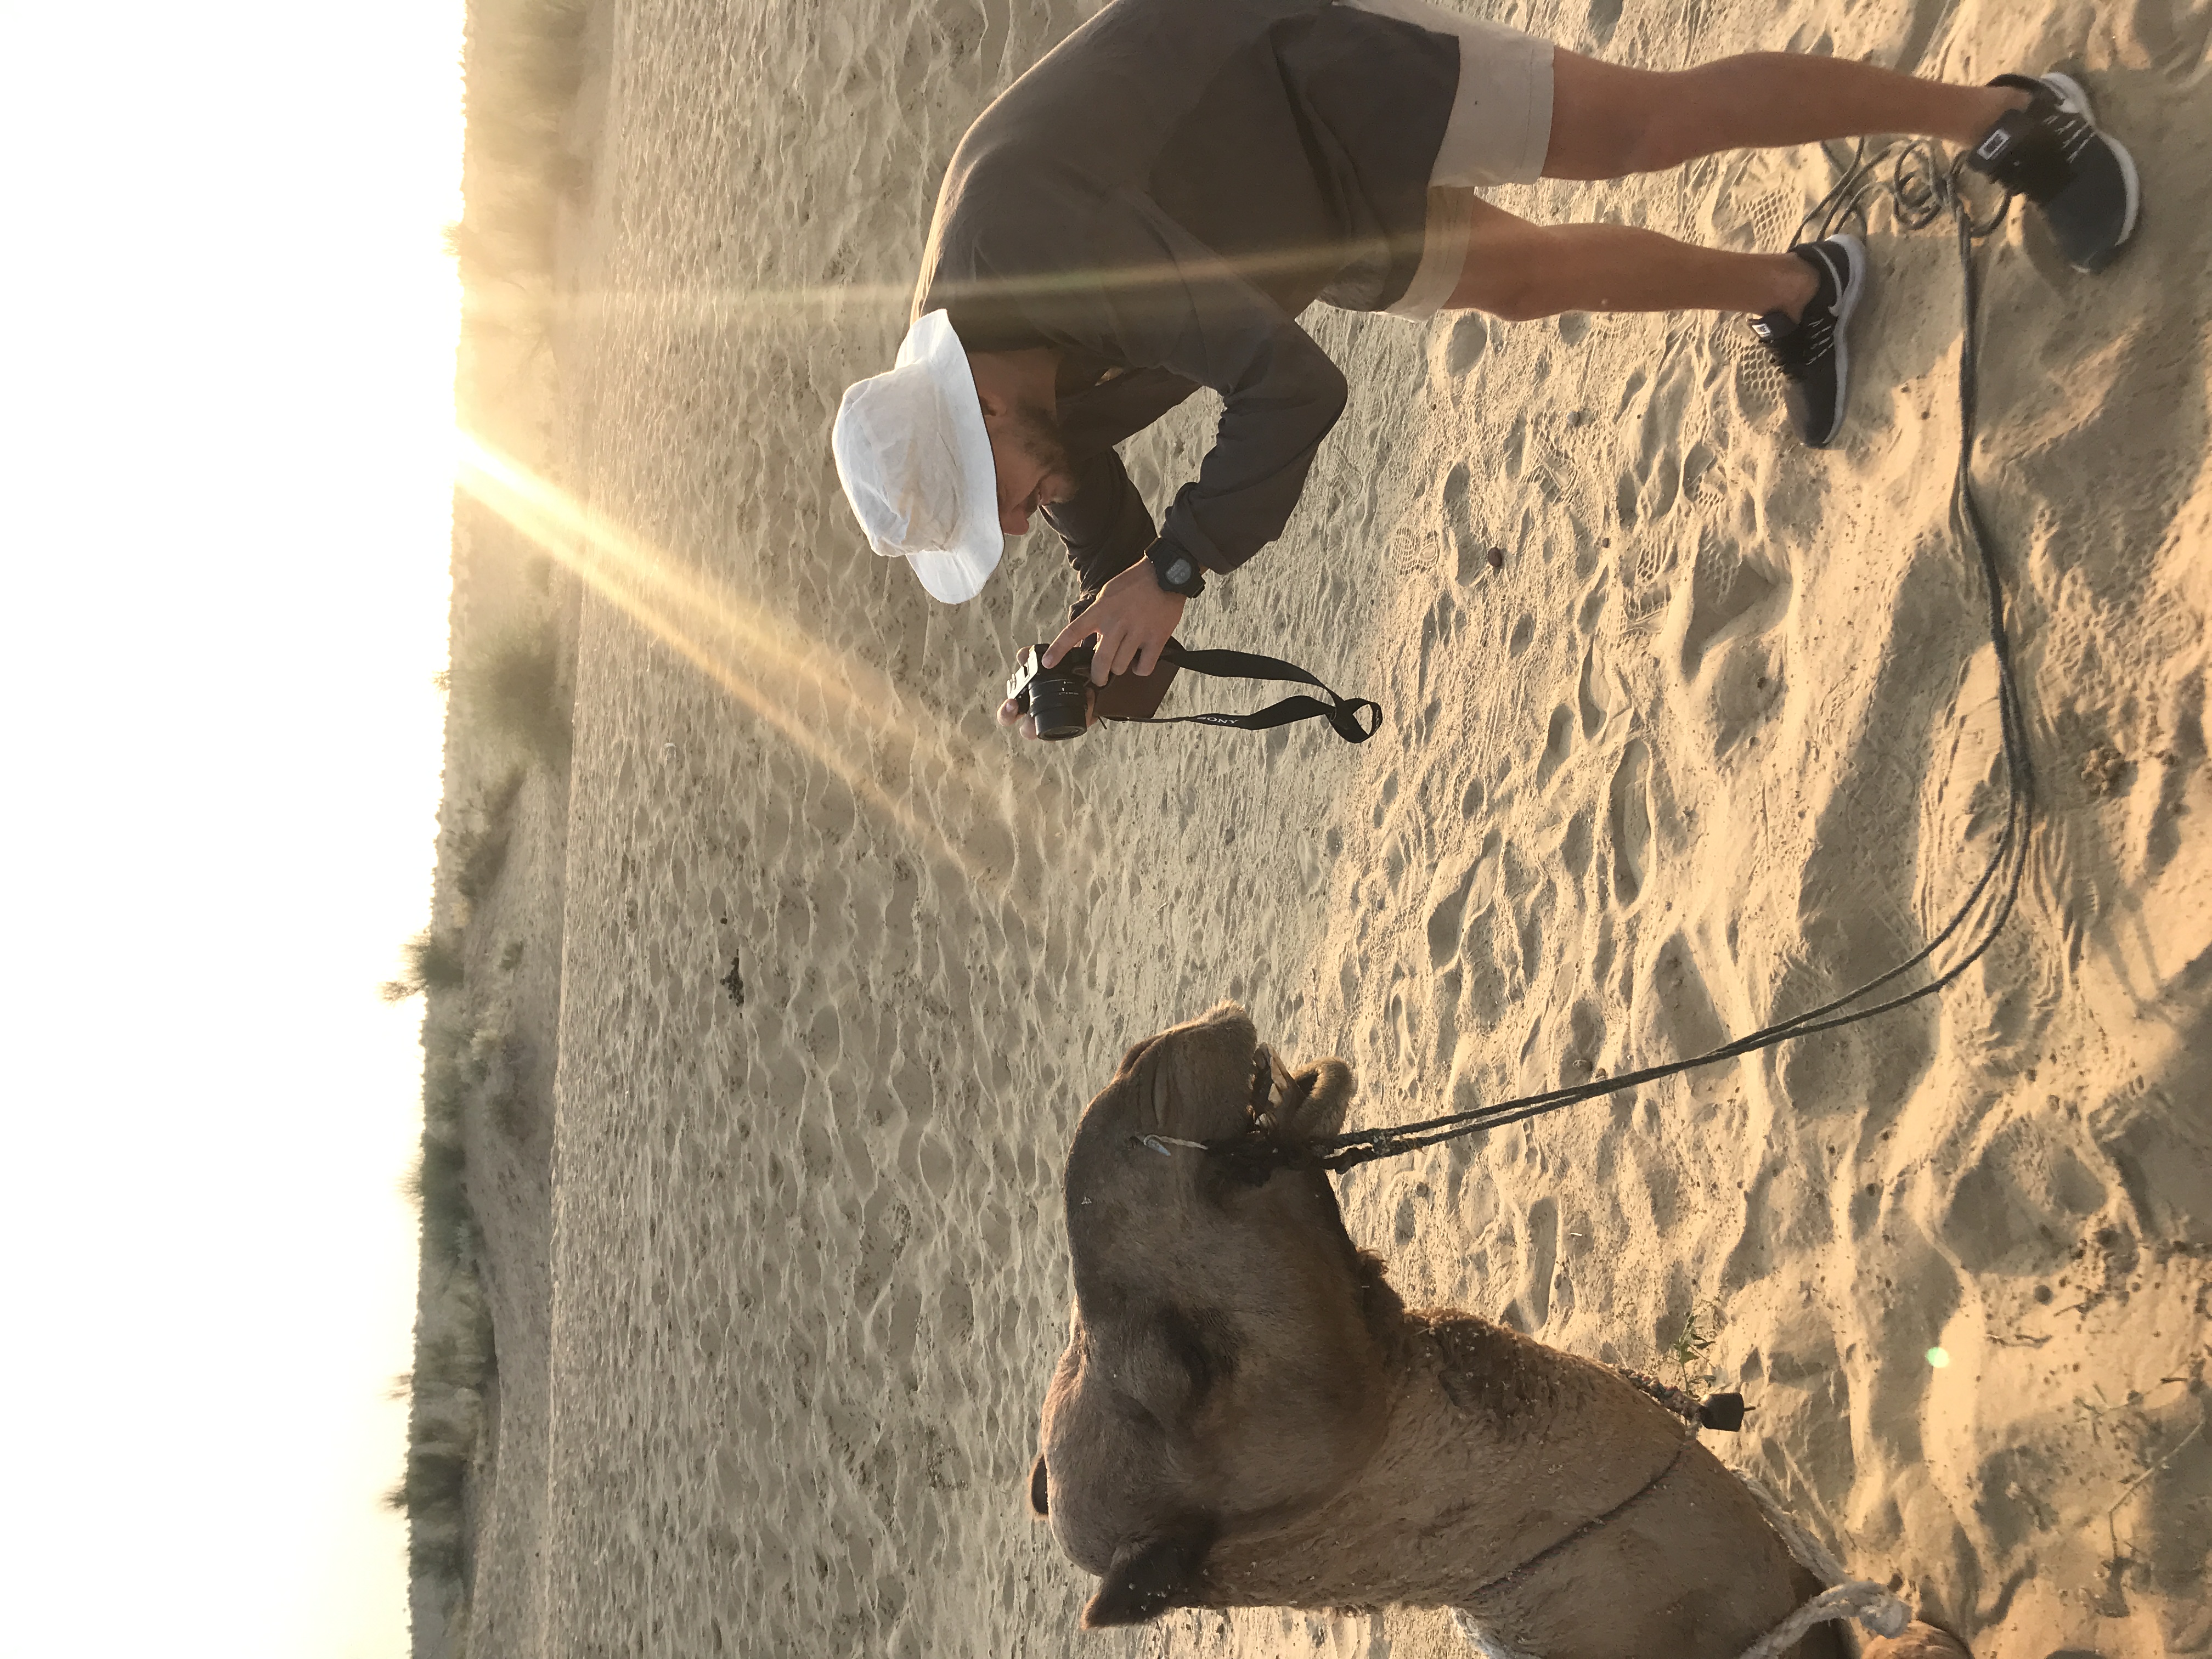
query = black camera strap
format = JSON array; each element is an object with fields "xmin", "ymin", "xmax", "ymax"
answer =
[{"xmin": 1110, "ymin": 641, "xmax": 1381, "ymax": 744}]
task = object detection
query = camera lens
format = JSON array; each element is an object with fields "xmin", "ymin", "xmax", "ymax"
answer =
[{"xmin": 1029, "ymin": 679, "xmax": 1089, "ymax": 741}]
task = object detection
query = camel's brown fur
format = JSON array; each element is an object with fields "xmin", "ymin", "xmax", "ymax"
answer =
[{"xmin": 1030, "ymin": 1005, "xmax": 1966, "ymax": 1659}]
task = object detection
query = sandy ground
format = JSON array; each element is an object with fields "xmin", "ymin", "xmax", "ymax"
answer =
[{"xmin": 451, "ymin": 1, "xmax": 2212, "ymax": 1654}]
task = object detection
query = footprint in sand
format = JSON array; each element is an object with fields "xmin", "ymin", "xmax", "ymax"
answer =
[
  {"xmin": 1441, "ymin": 461, "xmax": 1494, "ymax": 585},
  {"xmin": 1940, "ymin": 1116, "xmax": 2107, "ymax": 1276},
  {"xmin": 1426, "ymin": 828, "xmax": 1503, "ymax": 968},
  {"xmin": 1680, "ymin": 552, "xmax": 1785, "ymax": 678},
  {"xmin": 1607, "ymin": 737, "xmax": 1652, "ymax": 904},
  {"xmin": 1675, "ymin": 542, "xmax": 1791, "ymax": 754},
  {"xmin": 1503, "ymin": 1197, "xmax": 1561, "ymax": 1331},
  {"xmin": 1645, "ymin": 931, "xmax": 1728, "ymax": 1086},
  {"xmin": 1444, "ymin": 312, "xmax": 1487, "ymax": 376},
  {"xmin": 1536, "ymin": 703, "xmax": 1577, "ymax": 788},
  {"xmin": 1577, "ymin": 641, "xmax": 1605, "ymax": 739},
  {"xmin": 1416, "ymin": 588, "xmax": 1462, "ymax": 702},
  {"xmin": 1619, "ymin": 354, "xmax": 1697, "ymax": 533},
  {"xmin": 1560, "ymin": 808, "xmax": 1593, "ymax": 883}
]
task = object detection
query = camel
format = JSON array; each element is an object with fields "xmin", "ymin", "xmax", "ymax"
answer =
[{"xmin": 1026, "ymin": 1003, "xmax": 1967, "ymax": 1658}]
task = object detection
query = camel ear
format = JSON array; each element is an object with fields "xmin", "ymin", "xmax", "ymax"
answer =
[
  {"xmin": 1026, "ymin": 1455, "xmax": 1049, "ymax": 1519},
  {"xmin": 1080, "ymin": 1527, "xmax": 1209, "ymax": 1628}
]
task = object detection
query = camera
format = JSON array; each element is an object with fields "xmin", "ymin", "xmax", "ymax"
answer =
[{"xmin": 1006, "ymin": 643, "xmax": 1094, "ymax": 741}]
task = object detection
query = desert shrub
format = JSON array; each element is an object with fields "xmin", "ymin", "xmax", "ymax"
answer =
[
  {"xmin": 471, "ymin": 0, "xmax": 588, "ymax": 120},
  {"xmin": 388, "ymin": 1442, "xmax": 475, "ymax": 1583},
  {"xmin": 404, "ymin": 1138, "xmax": 470, "ymax": 1229},
  {"xmin": 453, "ymin": 627, "xmax": 571, "ymax": 769},
  {"xmin": 409, "ymin": 1527, "xmax": 469, "ymax": 1584},
  {"xmin": 414, "ymin": 930, "xmax": 466, "ymax": 990},
  {"xmin": 414, "ymin": 1296, "xmax": 495, "ymax": 1395},
  {"xmin": 452, "ymin": 767, "xmax": 528, "ymax": 902},
  {"xmin": 381, "ymin": 929, "xmax": 466, "ymax": 1002},
  {"xmin": 454, "ymin": 0, "xmax": 592, "ymax": 283},
  {"xmin": 417, "ymin": 1014, "xmax": 532, "ymax": 1167},
  {"xmin": 455, "ymin": 831, "xmax": 509, "ymax": 902},
  {"xmin": 422, "ymin": 1048, "xmax": 469, "ymax": 1139},
  {"xmin": 385, "ymin": 1444, "xmax": 471, "ymax": 1514},
  {"xmin": 386, "ymin": 1353, "xmax": 487, "ymax": 1585},
  {"xmin": 404, "ymin": 1042, "xmax": 486, "ymax": 1275},
  {"xmin": 448, "ymin": 1022, "xmax": 528, "ymax": 1142},
  {"xmin": 489, "ymin": 1079, "xmax": 533, "ymax": 1142}
]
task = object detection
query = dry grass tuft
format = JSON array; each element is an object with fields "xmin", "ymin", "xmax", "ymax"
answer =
[{"xmin": 1667, "ymin": 1300, "xmax": 1724, "ymax": 1392}]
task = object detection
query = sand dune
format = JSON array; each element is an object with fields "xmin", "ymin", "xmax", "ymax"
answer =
[{"xmin": 443, "ymin": 0, "xmax": 2212, "ymax": 1654}]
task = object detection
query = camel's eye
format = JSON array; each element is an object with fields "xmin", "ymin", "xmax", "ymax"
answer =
[{"xmin": 1156, "ymin": 1305, "xmax": 1237, "ymax": 1401}]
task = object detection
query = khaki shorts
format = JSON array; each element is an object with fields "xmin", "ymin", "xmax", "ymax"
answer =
[{"xmin": 1335, "ymin": 0, "xmax": 1556, "ymax": 319}]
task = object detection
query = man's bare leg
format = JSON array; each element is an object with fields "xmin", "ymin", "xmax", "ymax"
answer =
[
  {"xmin": 1438, "ymin": 192, "xmax": 1862, "ymax": 445},
  {"xmin": 1438, "ymin": 50, "xmax": 2135, "ymax": 447},
  {"xmin": 1443, "ymin": 51, "xmax": 2033, "ymax": 321},
  {"xmin": 1445, "ymin": 198, "xmax": 1818, "ymax": 320},
  {"xmin": 1541, "ymin": 49, "xmax": 2027, "ymax": 180}
]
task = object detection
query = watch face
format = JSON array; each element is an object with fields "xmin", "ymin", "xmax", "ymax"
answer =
[{"xmin": 1165, "ymin": 557, "xmax": 1193, "ymax": 588}]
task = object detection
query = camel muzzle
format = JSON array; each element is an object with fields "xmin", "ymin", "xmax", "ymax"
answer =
[{"xmin": 1133, "ymin": 1044, "xmax": 1327, "ymax": 1182}]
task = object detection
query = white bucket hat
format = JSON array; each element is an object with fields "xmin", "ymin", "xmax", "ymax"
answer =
[{"xmin": 832, "ymin": 309, "xmax": 1003, "ymax": 603}]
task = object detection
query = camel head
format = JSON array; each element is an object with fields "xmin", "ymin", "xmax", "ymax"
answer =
[{"xmin": 1029, "ymin": 1003, "xmax": 1401, "ymax": 1628}]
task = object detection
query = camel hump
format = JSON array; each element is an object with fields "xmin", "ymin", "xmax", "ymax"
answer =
[
  {"xmin": 1027, "ymin": 1454, "xmax": 1050, "ymax": 1519},
  {"xmin": 1079, "ymin": 1520, "xmax": 1215, "ymax": 1628}
]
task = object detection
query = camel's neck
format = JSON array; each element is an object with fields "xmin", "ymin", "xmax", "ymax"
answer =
[{"xmin": 1194, "ymin": 1310, "xmax": 1692, "ymax": 1611}]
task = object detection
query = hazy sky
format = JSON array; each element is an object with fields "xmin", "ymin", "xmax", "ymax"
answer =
[{"xmin": 1, "ymin": 4, "xmax": 461, "ymax": 1655}]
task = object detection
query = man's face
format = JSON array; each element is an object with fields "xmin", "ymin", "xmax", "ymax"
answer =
[{"xmin": 983, "ymin": 399, "xmax": 1077, "ymax": 534}]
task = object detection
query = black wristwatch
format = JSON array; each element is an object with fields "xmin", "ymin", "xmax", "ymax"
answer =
[{"xmin": 1147, "ymin": 542, "xmax": 1207, "ymax": 598}]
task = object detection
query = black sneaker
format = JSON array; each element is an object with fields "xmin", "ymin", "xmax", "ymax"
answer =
[
  {"xmin": 1966, "ymin": 71, "xmax": 2140, "ymax": 273},
  {"xmin": 1750, "ymin": 235, "xmax": 1865, "ymax": 449}
]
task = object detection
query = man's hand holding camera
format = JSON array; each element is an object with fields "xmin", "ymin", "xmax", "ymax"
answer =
[
  {"xmin": 997, "ymin": 558, "xmax": 1186, "ymax": 741},
  {"xmin": 1049, "ymin": 558, "xmax": 1187, "ymax": 684}
]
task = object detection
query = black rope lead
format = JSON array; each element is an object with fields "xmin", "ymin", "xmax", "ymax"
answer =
[{"xmin": 1228, "ymin": 145, "xmax": 2038, "ymax": 1177}]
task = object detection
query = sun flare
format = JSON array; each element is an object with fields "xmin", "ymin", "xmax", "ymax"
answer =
[{"xmin": 453, "ymin": 432, "xmax": 1071, "ymax": 893}]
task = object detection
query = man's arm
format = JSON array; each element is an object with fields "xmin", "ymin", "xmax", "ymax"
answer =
[
  {"xmin": 1037, "ymin": 448, "xmax": 1186, "ymax": 684},
  {"xmin": 1005, "ymin": 190, "xmax": 1346, "ymax": 685},
  {"xmin": 1034, "ymin": 197, "xmax": 1348, "ymax": 682},
  {"xmin": 1042, "ymin": 445, "xmax": 1156, "ymax": 612},
  {"xmin": 1087, "ymin": 187, "xmax": 1350, "ymax": 579}
]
